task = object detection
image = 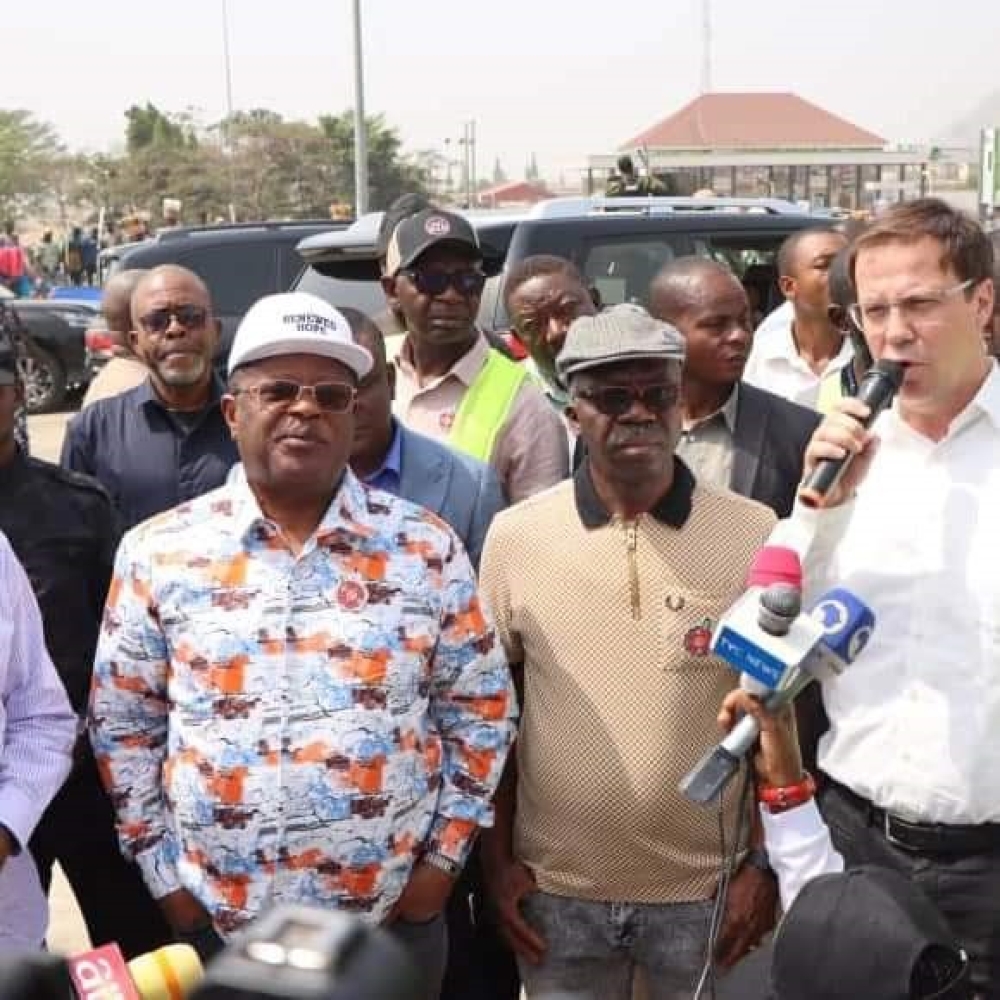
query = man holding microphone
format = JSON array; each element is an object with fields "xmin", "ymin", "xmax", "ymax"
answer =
[{"xmin": 774, "ymin": 198, "xmax": 1000, "ymax": 994}]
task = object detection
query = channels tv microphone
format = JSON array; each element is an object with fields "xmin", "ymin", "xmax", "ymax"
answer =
[
  {"xmin": 799, "ymin": 359, "xmax": 904, "ymax": 508},
  {"xmin": 680, "ymin": 587, "xmax": 876, "ymax": 804}
]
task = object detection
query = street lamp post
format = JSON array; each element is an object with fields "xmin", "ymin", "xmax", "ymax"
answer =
[{"xmin": 351, "ymin": 0, "xmax": 369, "ymax": 217}]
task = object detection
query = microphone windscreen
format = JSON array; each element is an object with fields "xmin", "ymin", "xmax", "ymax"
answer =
[
  {"xmin": 127, "ymin": 944, "xmax": 204, "ymax": 1000},
  {"xmin": 747, "ymin": 545, "xmax": 803, "ymax": 589},
  {"xmin": 810, "ymin": 588, "xmax": 876, "ymax": 664}
]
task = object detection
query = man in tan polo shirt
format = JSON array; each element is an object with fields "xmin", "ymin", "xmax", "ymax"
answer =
[
  {"xmin": 479, "ymin": 304, "xmax": 779, "ymax": 1000},
  {"xmin": 382, "ymin": 206, "xmax": 568, "ymax": 503}
]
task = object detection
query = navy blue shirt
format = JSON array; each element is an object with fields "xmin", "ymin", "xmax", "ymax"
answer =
[{"xmin": 61, "ymin": 376, "xmax": 238, "ymax": 530}]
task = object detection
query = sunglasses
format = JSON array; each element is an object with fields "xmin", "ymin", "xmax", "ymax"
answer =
[
  {"xmin": 574, "ymin": 383, "xmax": 680, "ymax": 418},
  {"xmin": 401, "ymin": 269, "xmax": 486, "ymax": 298},
  {"xmin": 138, "ymin": 304, "xmax": 209, "ymax": 334},
  {"xmin": 236, "ymin": 379, "xmax": 356, "ymax": 413}
]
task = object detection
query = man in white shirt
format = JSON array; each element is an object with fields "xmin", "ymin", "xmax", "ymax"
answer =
[
  {"xmin": 744, "ymin": 228, "xmax": 852, "ymax": 410},
  {"xmin": 775, "ymin": 198, "xmax": 1000, "ymax": 995}
]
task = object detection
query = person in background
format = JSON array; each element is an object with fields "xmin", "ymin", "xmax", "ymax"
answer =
[
  {"xmin": 480, "ymin": 305, "xmax": 777, "ymax": 1000},
  {"xmin": 61, "ymin": 264, "xmax": 238, "ymax": 529},
  {"xmin": 35, "ymin": 231, "xmax": 62, "ymax": 283},
  {"xmin": 89, "ymin": 292, "xmax": 516, "ymax": 1000},
  {"xmin": 605, "ymin": 155, "xmax": 667, "ymax": 197},
  {"xmin": 344, "ymin": 307, "xmax": 504, "ymax": 570},
  {"xmin": 82, "ymin": 269, "xmax": 149, "ymax": 407},
  {"xmin": 743, "ymin": 228, "xmax": 852, "ymax": 410},
  {"xmin": 775, "ymin": 198, "xmax": 1000, "ymax": 994},
  {"xmin": 0, "ymin": 336, "xmax": 172, "ymax": 956},
  {"xmin": 383, "ymin": 206, "xmax": 568, "ymax": 503},
  {"xmin": 342, "ymin": 305, "xmax": 513, "ymax": 1000},
  {"xmin": 82, "ymin": 228, "xmax": 100, "ymax": 286},
  {"xmin": 649, "ymin": 257, "xmax": 819, "ymax": 519},
  {"xmin": 0, "ymin": 531, "xmax": 76, "ymax": 951},
  {"xmin": 504, "ymin": 255, "xmax": 598, "ymax": 413},
  {"xmin": 64, "ymin": 227, "xmax": 85, "ymax": 286}
]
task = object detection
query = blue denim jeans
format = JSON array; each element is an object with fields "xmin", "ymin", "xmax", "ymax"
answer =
[{"xmin": 518, "ymin": 890, "xmax": 713, "ymax": 1000}]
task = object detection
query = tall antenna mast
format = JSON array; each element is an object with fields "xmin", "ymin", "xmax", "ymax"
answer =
[{"xmin": 701, "ymin": 0, "xmax": 712, "ymax": 93}]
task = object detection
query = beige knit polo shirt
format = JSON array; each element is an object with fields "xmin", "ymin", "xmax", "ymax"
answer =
[{"xmin": 479, "ymin": 460, "xmax": 776, "ymax": 904}]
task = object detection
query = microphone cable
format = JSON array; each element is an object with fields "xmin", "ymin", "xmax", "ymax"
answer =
[{"xmin": 690, "ymin": 762, "xmax": 754, "ymax": 1000}]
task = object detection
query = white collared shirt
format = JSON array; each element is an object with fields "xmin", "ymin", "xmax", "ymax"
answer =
[
  {"xmin": 745, "ymin": 311, "xmax": 853, "ymax": 410},
  {"xmin": 773, "ymin": 362, "xmax": 1000, "ymax": 824}
]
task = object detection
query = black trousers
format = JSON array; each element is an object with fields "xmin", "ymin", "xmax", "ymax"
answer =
[
  {"xmin": 440, "ymin": 848, "xmax": 520, "ymax": 1000},
  {"xmin": 30, "ymin": 745, "xmax": 174, "ymax": 959},
  {"xmin": 821, "ymin": 780, "xmax": 1000, "ymax": 999}
]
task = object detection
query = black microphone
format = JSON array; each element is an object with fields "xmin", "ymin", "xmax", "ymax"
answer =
[{"xmin": 799, "ymin": 360, "xmax": 904, "ymax": 508}]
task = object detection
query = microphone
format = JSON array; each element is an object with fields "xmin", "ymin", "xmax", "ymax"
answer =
[
  {"xmin": 66, "ymin": 943, "xmax": 141, "ymax": 999},
  {"xmin": 799, "ymin": 359, "xmax": 904, "ymax": 508},
  {"xmin": 679, "ymin": 587, "xmax": 876, "ymax": 805},
  {"xmin": 128, "ymin": 944, "xmax": 204, "ymax": 999}
]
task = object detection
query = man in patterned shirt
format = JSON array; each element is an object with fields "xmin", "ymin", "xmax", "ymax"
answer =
[{"xmin": 89, "ymin": 291, "xmax": 516, "ymax": 999}]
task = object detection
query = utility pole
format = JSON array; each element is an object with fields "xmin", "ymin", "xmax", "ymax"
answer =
[
  {"xmin": 222, "ymin": 0, "xmax": 237, "ymax": 220},
  {"xmin": 459, "ymin": 120, "xmax": 477, "ymax": 208},
  {"xmin": 700, "ymin": 0, "xmax": 712, "ymax": 94},
  {"xmin": 351, "ymin": 0, "xmax": 369, "ymax": 217}
]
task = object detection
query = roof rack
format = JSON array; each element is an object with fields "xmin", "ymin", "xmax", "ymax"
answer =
[
  {"xmin": 156, "ymin": 219, "xmax": 343, "ymax": 242},
  {"xmin": 525, "ymin": 196, "xmax": 804, "ymax": 219}
]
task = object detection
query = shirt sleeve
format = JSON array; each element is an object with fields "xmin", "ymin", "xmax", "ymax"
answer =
[
  {"xmin": 87, "ymin": 529, "xmax": 179, "ymax": 899},
  {"xmin": 424, "ymin": 530, "xmax": 518, "ymax": 867},
  {"xmin": 0, "ymin": 536, "xmax": 76, "ymax": 848},
  {"xmin": 493, "ymin": 384, "xmax": 570, "ymax": 504},
  {"xmin": 760, "ymin": 800, "xmax": 844, "ymax": 911}
]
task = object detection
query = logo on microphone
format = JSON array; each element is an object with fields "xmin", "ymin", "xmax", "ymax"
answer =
[
  {"xmin": 813, "ymin": 599, "xmax": 848, "ymax": 635},
  {"xmin": 847, "ymin": 625, "xmax": 873, "ymax": 660}
]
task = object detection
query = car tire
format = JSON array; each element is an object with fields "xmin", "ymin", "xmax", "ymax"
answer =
[{"xmin": 18, "ymin": 342, "xmax": 68, "ymax": 414}]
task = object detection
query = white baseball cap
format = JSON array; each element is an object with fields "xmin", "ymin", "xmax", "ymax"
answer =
[{"xmin": 227, "ymin": 292, "xmax": 373, "ymax": 379}]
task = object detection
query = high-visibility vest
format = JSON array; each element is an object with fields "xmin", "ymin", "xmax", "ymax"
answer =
[
  {"xmin": 816, "ymin": 365, "xmax": 859, "ymax": 414},
  {"xmin": 448, "ymin": 349, "xmax": 528, "ymax": 462}
]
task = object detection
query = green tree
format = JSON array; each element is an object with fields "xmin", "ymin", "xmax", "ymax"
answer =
[
  {"xmin": 0, "ymin": 110, "xmax": 65, "ymax": 218},
  {"xmin": 318, "ymin": 112, "xmax": 429, "ymax": 210},
  {"xmin": 124, "ymin": 103, "xmax": 192, "ymax": 154}
]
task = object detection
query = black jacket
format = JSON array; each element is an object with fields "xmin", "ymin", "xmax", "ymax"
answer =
[
  {"xmin": 0, "ymin": 454, "xmax": 121, "ymax": 713},
  {"xmin": 731, "ymin": 383, "xmax": 821, "ymax": 519}
]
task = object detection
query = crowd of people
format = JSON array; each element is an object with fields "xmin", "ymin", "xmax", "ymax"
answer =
[{"xmin": 0, "ymin": 195, "xmax": 998, "ymax": 1000}]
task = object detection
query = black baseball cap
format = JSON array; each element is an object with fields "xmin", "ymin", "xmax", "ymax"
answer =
[
  {"xmin": 718, "ymin": 867, "xmax": 972, "ymax": 1000},
  {"xmin": 376, "ymin": 193, "xmax": 432, "ymax": 265},
  {"xmin": 384, "ymin": 207, "xmax": 504, "ymax": 278}
]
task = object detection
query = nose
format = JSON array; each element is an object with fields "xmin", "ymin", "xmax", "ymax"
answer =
[
  {"xmin": 883, "ymin": 304, "xmax": 915, "ymax": 347},
  {"xmin": 435, "ymin": 280, "xmax": 465, "ymax": 304},
  {"xmin": 726, "ymin": 321, "xmax": 751, "ymax": 349}
]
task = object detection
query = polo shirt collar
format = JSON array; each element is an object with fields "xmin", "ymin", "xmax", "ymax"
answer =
[
  {"xmin": 573, "ymin": 456, "xmax": 695, "ymax": 529},
  {"xmin": 397, "ymin": 332, "xmax": 490, "ymax": 388},
  {"xmin": 684, "ymin": 384, "xmax": 739, "ymax": 433},
  {"xmin": 362, "ymin": 419, "xmax": 403, "ymax": 487}
]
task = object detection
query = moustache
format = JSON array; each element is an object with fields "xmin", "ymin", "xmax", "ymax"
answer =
[{"xmin": 608, "ymin": 424, "xmax": 667, "ymax": 447}]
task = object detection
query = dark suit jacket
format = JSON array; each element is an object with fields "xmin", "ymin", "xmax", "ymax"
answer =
[
  {"xmin": 398, "ymin": 426, "xmax": 506, "ymax": 570},
  {"xmin": 731, "ymin": 383, "xmax": 821, "ymax": 519}
]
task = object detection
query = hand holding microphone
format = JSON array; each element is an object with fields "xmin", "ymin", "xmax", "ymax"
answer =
[
  {"xmin": 717, "ymin": 690, "xmax": 803, "ymax": 792},
  {"xmin": 798, "ymin": 360, "xmax": 904, "ymax": 509}
]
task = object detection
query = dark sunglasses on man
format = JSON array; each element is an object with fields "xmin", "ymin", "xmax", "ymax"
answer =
[
  {"xmin": 573, "ymin": 383, "xmax": 680, "ymax": 418},
  {"xmin": 139, "ymin": 304, "xmax": 209, "ymax": 334},
  {"xmin": 232, "ymin": 379, "xmax": 357, "ymax": 413},
  {"xmin": 401, "ymin": 269, "xmax": 486, "ymax": 298}
]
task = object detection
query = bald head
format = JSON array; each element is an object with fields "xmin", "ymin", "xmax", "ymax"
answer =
[
  {"xmin": 101, "ymin": 269, "xmax": 147, "ymax": 348},
  {"xmin": 337, "ymin": 306, "xmax": 386, "ymax": 368},
  {"xmin": 649, "ymin": 257, "xmax": 743, "ymax": 324},
  {"xmin": 130, "ymin": 265, "xmax": 211, "ymax": 328}
]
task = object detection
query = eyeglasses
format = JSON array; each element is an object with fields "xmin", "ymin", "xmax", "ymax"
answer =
[
  {"xmin": 848, "ymin": 279, "xmax": 975, "ymax": 332},
  {"xmin": 573, "ymin": 382, "xmax": 680, "ymax": 418},
  {"xmin": 401, "ymin": 269, "xmax": 486, "ymax": 298},
  {"xmin": 235, "ymin": 379, "xmax": 356, "ymax": 412},
  {"xmin": 138, "ymin": 304, "xmax": 209, "ymax": 334}
]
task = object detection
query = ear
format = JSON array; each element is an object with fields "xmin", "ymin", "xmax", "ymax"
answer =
[
  {"xmin": 976, "ymin": 276, "xmax": 996, "ymax": 332},
  {"xmin": 380, "ymin": 274, "xmax": 399, "ymax": 309},
  {"xmin": 778, "ymin": 275, "xmax": 796, "ymax": 301},
  {"xmin": 221, "ymin": 394, "xmax": 239, "ymax": 439},
  {"xmin": 564, "ymin": 403, "xmax": 581, "ymax": 433}
]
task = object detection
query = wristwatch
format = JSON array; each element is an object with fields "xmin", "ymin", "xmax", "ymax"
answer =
[
  {"xmin": 743, "ymin": 846, "xmax": 773, "ymax": 876},
  {"xmin": 422, "ymin": 852, "xmax": 461, "ymax": 878}
]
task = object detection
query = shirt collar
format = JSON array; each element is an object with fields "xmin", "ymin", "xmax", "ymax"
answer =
[
  {"xmin": 573, "ymin": 456, "xmax": 695, "ymax": 529},
  {"xmin": 137, "ymin": 371, "xmax": 227, "ymax": 412},
  {"xmin": 230, "ymin": 466, "xmax": 376, "ymax": 548},
  {"xmin": 396, "ymin": 333, "xmax": 490, "ymax": 388},
  {"xmin": 362, "ymin": 419, "xmax": 403, "ymax": 486},
  {"xmin": 757, "ymin": 324, "xmax": 854, "ymax": 372},
  {"xmin": 684, "ymin": 384, "xmax": 739, "ymax": 433}
]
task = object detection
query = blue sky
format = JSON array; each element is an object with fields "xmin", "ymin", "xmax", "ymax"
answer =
[{"xmin": 7, "ymin": 0, "xmax": 998, "ymax": 180}]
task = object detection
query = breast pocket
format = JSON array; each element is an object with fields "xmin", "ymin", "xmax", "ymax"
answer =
[{"xmin": 658, "ymin": 588, "xmax": 731, "ymax": 674}]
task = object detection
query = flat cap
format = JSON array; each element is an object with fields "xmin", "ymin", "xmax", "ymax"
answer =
[{"xmin": 556, "ymin": 303, "xmax": 686, "ymax": 381}]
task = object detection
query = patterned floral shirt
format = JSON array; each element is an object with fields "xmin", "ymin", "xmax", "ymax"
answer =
[{"xmin": 89, "ymin": 470, "xmax": 516, "ymax": 935}]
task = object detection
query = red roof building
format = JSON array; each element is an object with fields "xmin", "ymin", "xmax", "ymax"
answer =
[{"xmin": 474, "ymin": 180, "xmax": 554, "ymax": 208}]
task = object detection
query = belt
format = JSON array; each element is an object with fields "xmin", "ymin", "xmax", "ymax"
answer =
[{"xmin": 826, "ymin": 778, "xmax": 1000, "ymax": 856}]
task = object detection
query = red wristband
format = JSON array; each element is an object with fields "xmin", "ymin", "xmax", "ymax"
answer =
[{"xmin": 758, "ymin": 771, "xmax": 816, "ymax": 814}]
